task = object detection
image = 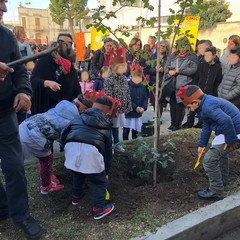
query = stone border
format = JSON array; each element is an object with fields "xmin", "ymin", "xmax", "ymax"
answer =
[{"xmin": 132, "ymin": 191, "xmax": 240, "ymax": 240}]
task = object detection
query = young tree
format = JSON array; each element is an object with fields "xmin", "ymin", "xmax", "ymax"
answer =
[
  {"xmin": 186, "ymin": 0, "xmax": 232, "ymax": 29},
  {"xmin": 49, "ymin": 0, "xmax": 89, "ymax": 41}
]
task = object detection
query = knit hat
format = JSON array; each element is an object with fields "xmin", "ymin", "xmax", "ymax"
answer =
[
  {"xmin": 177, "ymin": 85, "xmax": 204, "ymax": 106},
  {"xmin": 109, "ymin": 48, "xmax": 126, "ymax": 66}
]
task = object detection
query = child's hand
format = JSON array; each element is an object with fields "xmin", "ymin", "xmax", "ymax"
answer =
[
  {"xmin": 136, "ymin": 107, "xmax": 141, "ymax": 113},
  {"xmin": 197, "ymin": 147, "xmax": 205, "ymax": 156},
  {"xmin": 139, "ymin": 107, "xmax": 144, "ymax": 114}
]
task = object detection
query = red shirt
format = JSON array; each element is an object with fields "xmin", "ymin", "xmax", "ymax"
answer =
[{"xmin": 103, "ymin": 54, "xmax": 111, "ymax": 66}]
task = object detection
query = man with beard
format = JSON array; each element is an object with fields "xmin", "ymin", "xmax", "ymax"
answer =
[{"xmin": 31, "ymin": 33, "xmax": 81, "ymax": 115}]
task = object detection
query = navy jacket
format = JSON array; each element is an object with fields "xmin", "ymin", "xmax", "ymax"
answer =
[
  {"xmin": 125, "ymin": 80, "xmax": 148, "ymax": 118},
  {"xmin": 195, "ymin": 94, "xmax": 240, "ymax": 147},
  {"xmin": 61, "ymin": 108, "xmax": 112, "ymax": 174},
  {"xmin": 93, "ymin": 76, "xmax": 104, "ymax": 91}
]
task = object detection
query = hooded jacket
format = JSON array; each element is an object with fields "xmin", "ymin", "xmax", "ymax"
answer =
[
  {"xmin": 61, "ymin": 108, "xmax": 113, "ymax": 174},
  {"xmin": 195, "ymin": 94, "xmax": 240, "ymax": 147},
  {"xmin": 0, "ymin": 25, "xmax": 32, "ymax": 118},
  {"xmin": 197, "ymin": 59, "xmax": 222, "ymax": 96}
]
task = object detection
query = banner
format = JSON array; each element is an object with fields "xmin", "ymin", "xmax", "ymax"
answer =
[
  {"xmin": 170, "ymin": 16, "xmax": 200, "ymax": 51},
  {"xmin": 75, "ymin": 32, "xmax": 85, "ymax": 62},
  {"xmin": 91, "ymin": 27, "xmax": 109, "ymax": 51}
]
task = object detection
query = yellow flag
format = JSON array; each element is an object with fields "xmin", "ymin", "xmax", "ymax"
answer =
[{"xmin": 91, "ymin": 27, "xmax": 109, "ymax": 51}]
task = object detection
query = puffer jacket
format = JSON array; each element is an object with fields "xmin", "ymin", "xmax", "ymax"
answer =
[
  {"xmin": 168, "ymin": 53, "xmax": 198, "ymax": 90},
  {"xmin": 195, "ymin": 94, "xmax": 240, "ymax": 147},
  {"xmin": 61, "ymin": 108, "xmax": 112, "ymax": 174},
  {"xmin": 218, "ymin": 63, "xmax": 240, "ymax": 107}
]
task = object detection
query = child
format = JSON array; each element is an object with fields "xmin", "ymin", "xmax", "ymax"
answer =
[
  {"xmin": 62, "ymin": 96, "xmax": 118, "ymax": 220},
  {"xmin": 78, "ymin": 70, "xmax": 93, "ymax": 96},
  {"xmin": 177, "ymin": 85, "xmax": 240, "ymax": 201},
  {"xmin": 93, "ymin": 66, "xmax": 109, "ymax": 91},
  {"xmin": 104, "ymin": 48, "xmax": 132, "ymax": 152},
  {"xmin": 19, "ymin": 95, "xmax": 93, "ymax": 194},
  {"xmin": 123, "ymin": 64, "xmax": 148, "ymax": 140}
]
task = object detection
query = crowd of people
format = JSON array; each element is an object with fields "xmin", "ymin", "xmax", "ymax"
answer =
[{"xmin": 1, "ymin": 0, "xmax": 240, "ymax": 238}]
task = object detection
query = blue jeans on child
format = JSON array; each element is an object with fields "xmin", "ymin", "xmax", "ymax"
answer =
[
  {"xmin": 112, "ymin": 127, "xmax": 119, "ymax": 144},
  {"xmin": 72, "ymin": 171, "xmax": 108, "ymax": 208}
]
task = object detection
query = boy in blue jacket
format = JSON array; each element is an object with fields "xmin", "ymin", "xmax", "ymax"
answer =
[{"xmin": 178, "ymin": 85, "xmax": 240, "ymax": 201}]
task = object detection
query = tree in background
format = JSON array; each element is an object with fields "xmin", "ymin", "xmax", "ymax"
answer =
[
  {"xmin": 49, "ymin": 0, "xmax": 89, "ymax": 41},
  {"xmin": 186, "ymin": 0, "xmax": 232, "ymax": 29}
]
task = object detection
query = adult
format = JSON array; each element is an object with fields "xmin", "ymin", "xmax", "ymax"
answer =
[
  {"xmin": 90, "ymin": 38, "xmax": 113, "ymax": 79},
  {"xmin": 220, "ymin": 35, "xmax": 240, "ymax": 75},
  {"xmin": 13, "ymin": 26, "xmax": 33, "ymax": 123},
  {"xmin": 0, "ymin": 0, "xmax": 41, "ymax": 238},
  {"xmin": 166, "ymin": 37, "xmax": 198, "ymax": 131},
  {"xmin": 218, "ymin": 47, "xmax": 240, "ymax": 108},
  {"xmin": 147, "ymin": 35, "xmax": 157, "ymax": 54},
  {"xmin": 12, "ymin": 26, "xmax": 32, "ymax": 57},
  {"xmin": 126, "ymin": 37, "xmax": 146, "ymax": 77},
  {"xmin": 147, "ymin": 40, "xmax": 170, "ymax": 112},
  {"xmin": 31, "ymin": 33, "xmax": 81, "ymax": 115}
]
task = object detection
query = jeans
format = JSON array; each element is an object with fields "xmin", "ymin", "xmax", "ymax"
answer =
[
  {"xmin": 202, "ymin": 144, "xmax": 229, "ymax": 194},
  {"xmin": 0, "ymin": 112, "xmax": 29, "ymax": 222},
  {"xmin": 112, "ymin": 127, "xmax": 119, "ymax": 144},
  {"xmin": 72, "ymin": 171, "xmax": 108, "ymax": 209}
]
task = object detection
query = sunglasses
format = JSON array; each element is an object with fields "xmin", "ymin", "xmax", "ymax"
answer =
[{"xmin": 58, "ymin": 39, "xmax": 73, "ymax": 47}]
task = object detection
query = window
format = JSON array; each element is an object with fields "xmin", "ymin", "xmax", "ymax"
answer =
[
  {"xmin": 35, "ymin": 18, "xmax": 40, "ymax": 30},
  {"xmin": 22, "ymin": 17, "xmax": 26, "ymax": 29}
]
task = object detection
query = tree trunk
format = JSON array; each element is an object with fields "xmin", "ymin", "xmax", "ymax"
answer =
[{"xmin": 69, "ymin": 17, "xmax": 75, "ymax": 43}]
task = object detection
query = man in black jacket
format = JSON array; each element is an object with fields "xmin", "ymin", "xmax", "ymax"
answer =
[{"xmin": 0, "ymin": 0, "xmax": 41, "ymax": 238}]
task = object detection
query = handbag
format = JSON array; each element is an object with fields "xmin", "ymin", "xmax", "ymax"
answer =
[{"xmin": 161, "ymin": 76, "xmax": 176, "ymax": 102}]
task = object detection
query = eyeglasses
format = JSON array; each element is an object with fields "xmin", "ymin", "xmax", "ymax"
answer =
[{"xmin": 58, "ymin": 39, "xmax": 73, "ymax": 47}]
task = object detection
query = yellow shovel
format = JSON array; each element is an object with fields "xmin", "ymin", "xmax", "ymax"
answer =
[
  {"xmin": 194, "ymin": 147, "xmax": 205, "ymax": 170},
  {"xmin": 105, "ymin": 175, "xmax": 110, "ymax": 200}
]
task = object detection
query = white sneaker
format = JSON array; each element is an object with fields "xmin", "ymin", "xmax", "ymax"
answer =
[{"xmin": 114, "ymin": 143, "xmax": 125, "ymax": 153}]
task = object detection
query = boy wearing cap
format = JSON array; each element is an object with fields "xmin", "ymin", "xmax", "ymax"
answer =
[
  {"xmin": 19, "ymin": 95, "xmax": 92, "ymax": 194},
  {"xmin": 178, "ymin": 85, "xmax": 240, "ymax": 200},
  {"xmin": 218, "ymin": 46, "xmax": 240, "ymax": 107}
]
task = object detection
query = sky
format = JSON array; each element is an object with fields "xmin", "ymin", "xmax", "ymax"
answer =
[{"xmin": 4, "ymin": 0, "xmax": 100, "ymax": 22}]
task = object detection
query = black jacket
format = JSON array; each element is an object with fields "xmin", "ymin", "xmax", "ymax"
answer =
[
  {"xmin": 30, "ymin": 54, "xmax": 81, "ymax": 115},
  {"xmin": 0, "ymin": 25, "xmax": 32, "ymax": 117},
  {"xmin": 196, "ymin": 60, "xmax": 222, "ymax": 96},
  {"xmin": 93, "ymin": 76, "xmax": 104, "ymax": 91},
  {"xmin": 61, "ymin": 108, "xmax": 113, "ymax": 174},
  {"xmin": 90, "ymin": 49, "xmax": 105, "ymax": 79},
  {"xmin": 125, "ymin": 80, "xmax": 148, "ymax": 118}
]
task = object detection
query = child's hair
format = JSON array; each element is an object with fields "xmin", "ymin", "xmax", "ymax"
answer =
[
  {"xmin": 184, "ymin": 85, "xmax": 204, "ymax": 100},
  {"xmin": 77, "ymin": 94, "xmax": 93, "ymax": 108},
  {"xmin": 78, "ymin": 70, "xmax": 90, "ymax": 81},
  {"xmin": 205, "ymin": 46, "xmax": 217, "ymax": 55},
  {"xmin": 94, "ymin": 96, "xmax": 113, "ymax": 109},
  {"xmin": 110, "ymin": 62, "xmax": 127, "ymax": 73},
  {"xmin": 100, "ymin": 66, "xmax": 109, "ymax": 75}
]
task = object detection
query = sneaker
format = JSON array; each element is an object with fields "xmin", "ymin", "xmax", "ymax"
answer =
[
  {"xmin": 167, "ymin": 125, "xmax": 174, "ymax": 131},
  {"xmin": 51, "ymin": 174, "xmax": 60, "ymax": 185},
  {"xmin": 72, "ymin": 197, "xmax": 81, "ymax": 206},
  {"xmin": 93, "ymin": 203, "xmax": 115, "ymax": 220},
  {"xmin": 40, "ymin": 183, "xmax": 64, "ymax": 195},
  {"xmin": 197, "ymin": 188, "xmax": 223, "ymax": 201},
  {"xmin": 114, "ymin": 143, "xmax": 125, "ymax": 153},
  {"xmin": 14, "ymin": 215, "xmax": 41, "ymax": 238}
]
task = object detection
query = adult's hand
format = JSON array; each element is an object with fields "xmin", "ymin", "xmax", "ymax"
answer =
[
  {"xmin": 0, "ymin": 62, "xmax": 14, "ymax": 81},
  {"xmin": 13, "ymin": 93, "xmax": 31, "ymax": 112},
  {"xmin": 44, "ymin": 80, "xmax": 61, "ymax": 92}
]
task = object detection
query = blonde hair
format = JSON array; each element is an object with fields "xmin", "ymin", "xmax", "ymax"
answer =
[
  {"xmin": 12, "ymin": 26, "xmax": 25, "ymax": 40},
  {"xmin": 229, "ymin": 35, "xmax": 240, "ymax": 47},
  {"xmin": 110, "ymin": 62, "xmax": 127, "ymax": 73}
]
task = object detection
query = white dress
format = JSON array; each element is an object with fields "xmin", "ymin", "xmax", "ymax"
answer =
[{"xmin": 124, "ymin": 117, "xmax": 142, "ymax": 132}]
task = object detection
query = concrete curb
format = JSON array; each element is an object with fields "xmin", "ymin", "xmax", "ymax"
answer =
[{"xmin": 132, "ymin": 191, "xmax": 240, "ymax": 240}]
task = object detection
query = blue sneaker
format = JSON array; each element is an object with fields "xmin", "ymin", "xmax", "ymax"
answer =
[{"xmin": 93, "ymin": 203, "xmax": 115, "ymax": 220}]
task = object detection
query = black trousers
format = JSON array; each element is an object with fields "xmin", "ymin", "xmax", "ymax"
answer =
[
  {"xmin": 123, "ymin": 127, "xmax": 138, "ymax": 140},
  {"xmin": 169, "ymin": 92, "xmax": 185, "ymax": 127},
  {"xmin": 0, "ymin": 112, "xmax": 29, "ymax": 222}
]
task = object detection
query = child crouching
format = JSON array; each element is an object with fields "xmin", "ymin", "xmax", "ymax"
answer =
[{"xmin": 62, "ymin": 96, "xmax": 117, "ymax": 220}]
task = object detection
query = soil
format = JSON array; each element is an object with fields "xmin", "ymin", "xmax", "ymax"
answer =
[{"xmin": 1, "ymin": 129, "xmax": 240, "ymax": 240}]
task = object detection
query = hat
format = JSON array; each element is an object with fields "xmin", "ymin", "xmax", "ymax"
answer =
[
  {"xmin": 177, "ymin": 85, "xmax": 204, "ymax": 106},
  {"xmin": 130, "ymin": 64, "xmax": 143, "ymax": 78},
  {"xmin": 109, "ymin": 48, "xmax": 126, "ymax": 65}
]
